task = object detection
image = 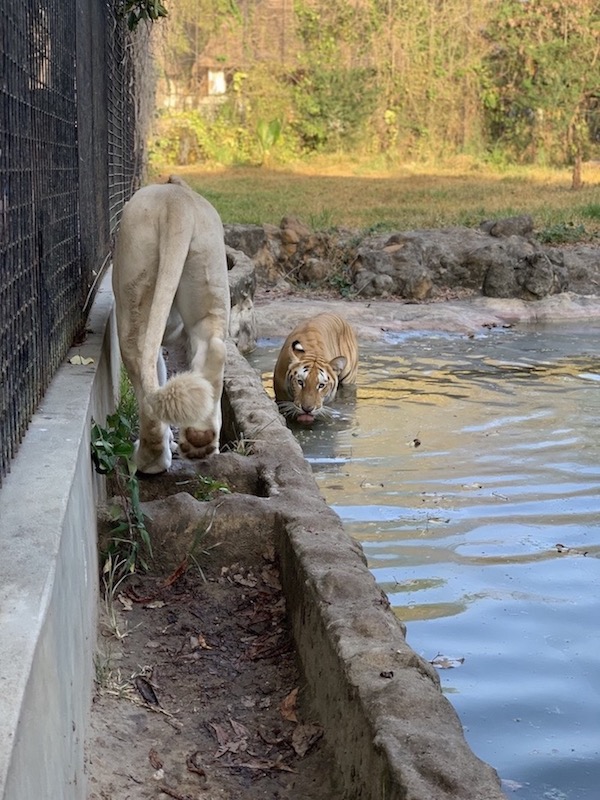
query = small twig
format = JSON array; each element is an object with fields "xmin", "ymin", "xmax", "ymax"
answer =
[
  {"xmin": 158, "ymin": 785, "xmax": 195, "ymax": 800},
  {"xmin": 186, "ymin": 750, "xmax": 207, "ymax": 781}
]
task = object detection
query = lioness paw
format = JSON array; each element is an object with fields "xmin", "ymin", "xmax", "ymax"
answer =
[{"xmin": 179, "ymin": 427, "xmax": 217, "ymax": 459}]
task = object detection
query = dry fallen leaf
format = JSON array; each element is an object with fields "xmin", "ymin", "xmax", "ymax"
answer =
[
  {"xmin": 291, "ymin": 723, "xmax": 324, "ymax": 757},
  {"xmin": 233, "ymin": 572, "xmax": 258, "ymax": 588},
  {"xmin": 69, "ymin": 354, "xmax": 94, "ymax": 365},
  {"xmin": 118, "ymin": 593, "xmax": 133, "ymax": 612},
  {"xmin": 190, "ymin": 633, "xmax": 213, "ymax": 651},
  {"xmin": 186, "ymin": 750, "xmax": 206, "ymax": 779},
  {"xmin": 134, "ymin": 675, "xmax": 160, "ymax": 706},
  {"xmin": 229, "ymin": 717, "xmax": 250, "ymax": 738},
  {"xmin": 214, "ymin": 738, "xmax": 248, "ymax": 758},
  {"xmin": 149, "ymin": 748, "xmax": 163, "ymax": 770},
  {"xmin": 209, "ymin": 722, "xmax": 229, "ymax": 746},
  {"xmin": 209, "ymin": 720, "xmax": 249, "ymax": 758},
  {"xmin": 279, "ymin": 687, "xmax": 299, "ymax": 722}
]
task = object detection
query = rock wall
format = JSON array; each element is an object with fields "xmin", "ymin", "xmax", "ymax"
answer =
[
  {"xmin": 227, "ymin": 245, "xmax": 257, "ymax": 352},
  {"xmin": 224, "ymin": 215, "xmax": 600, "ymax": 301}
]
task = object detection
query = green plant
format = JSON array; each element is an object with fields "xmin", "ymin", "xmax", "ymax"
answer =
[
  {"xmin": 186, "ymin": 509, "xmax": 223, "ymax": 581},
  {"xmin": 537, "ymin": 222, "xmax": 587, "ymax": 244},
  {"xmin": 308, "ymin": 208, "xmax": 336, "ymax": 230},
  {"xmin": 91, "ymin": 410, "xmax": 152, "ymax": 574},
  {"xmin": 327, "ymin": 271, "xmax": 355, "ymax": 298},
  {"xmin": 100, "ymin": 553, "xmax": 132, "ymax": 641},
  {"xmin": 578, "ymin": 203, "xmax": 600, "ymax": 221},
  {"xmin": 257, "ymin": 118, "xmax": 283, "ymax": 165},
  {"xmin": 193, "ymin": 475, "xmax": 231, "ymax": 501},
  {"xmin": 149, "ymin": 108, "xmax": 260, "ymax": 168},
  {"xmin": 222, "ymin": 432, "xmax": 256, "ymax": 456},
  {"xmin": 117, "ymin": 0, "xmax": 168, "ymax": 30}
]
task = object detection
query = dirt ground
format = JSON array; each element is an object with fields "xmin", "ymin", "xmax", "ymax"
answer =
[{"xmin": 86, "ymin": 468, "xmax": 342, "ymax": 800}]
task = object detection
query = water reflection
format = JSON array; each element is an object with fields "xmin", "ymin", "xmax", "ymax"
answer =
[{"xmin": 246, "ymin": 322, "xmax": 600, "ymax": 800}]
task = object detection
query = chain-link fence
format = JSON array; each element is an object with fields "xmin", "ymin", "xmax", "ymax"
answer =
[{"xmin": 0, "ymin": 0, "xmax": 152, "ymax": 485}]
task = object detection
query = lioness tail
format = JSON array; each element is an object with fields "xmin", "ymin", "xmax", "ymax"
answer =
[{"xmin": 147, "ymin": 372, "xmax": 214, "ymax": 428}]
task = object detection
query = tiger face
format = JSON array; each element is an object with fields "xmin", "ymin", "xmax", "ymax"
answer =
[
  {"xmin": 279, "ymin": 342, "xmax": 347, "ymax": 424},
  {"xmin": 273, "ymin": 313, "xmax": 358, "ymax": 425}
]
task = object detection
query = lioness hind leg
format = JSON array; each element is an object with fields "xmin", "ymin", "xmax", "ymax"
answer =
[
  {"xmin": 178, "ymin": 333, "xmax": 226, "ymax": 458},
  {"xmin": 124, "ymin": 349, "xmax": 174, "ymax": 474},
  {"xmin": 135, "ymin": 413, "xmax": 173, "ymax": 474}
]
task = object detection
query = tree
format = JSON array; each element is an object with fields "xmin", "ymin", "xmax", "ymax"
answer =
[
  {"xmin": 365, "ymin": 0, "xmax": 492, "ymax": 158},
  {"xmin": 154, "ymin": 0, "xmax": 241, "ymax": 100},
  {"xmin": 484, "ymin": 0, "xmax": 600, "ymax": 184}
]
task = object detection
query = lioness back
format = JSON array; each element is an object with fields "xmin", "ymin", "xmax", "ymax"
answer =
[{"xmin": 273, "ymin": 312, "xmax": 358, "ymax": 424}]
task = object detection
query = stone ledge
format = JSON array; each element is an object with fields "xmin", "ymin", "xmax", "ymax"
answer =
[{"xmin": 220, "ymin": 342, "xmax": 506, "ymax": 799}]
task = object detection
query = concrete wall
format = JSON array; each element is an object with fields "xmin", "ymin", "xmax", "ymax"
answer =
[{"xmin": 0, "ymin": 274, "xmax": 120, "ymax": 800}]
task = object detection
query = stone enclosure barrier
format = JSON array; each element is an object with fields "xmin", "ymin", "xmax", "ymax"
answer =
[{"xmin": 225, "ymin": 215, "xmax": 600, "ymax": 301}]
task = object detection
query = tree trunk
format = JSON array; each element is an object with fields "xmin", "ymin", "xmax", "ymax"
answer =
[{"xmin": 571, "ymin": 152, "xmax": 583, "ymax": 190}]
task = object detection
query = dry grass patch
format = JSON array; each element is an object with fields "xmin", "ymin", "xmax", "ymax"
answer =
[{"xmin": 151, "ymin": 159, "xmax": 600, "ymax": 241}]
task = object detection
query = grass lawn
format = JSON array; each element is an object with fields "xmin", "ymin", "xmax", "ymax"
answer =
[{"xmin": 151, "ymin": 157, "xmax": 600, "ymax": 242}]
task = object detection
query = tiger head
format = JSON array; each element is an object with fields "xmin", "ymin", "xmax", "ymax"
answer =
[{"xmin": 278, "ymin": 340, "xmax": 347, "ymax": 425}]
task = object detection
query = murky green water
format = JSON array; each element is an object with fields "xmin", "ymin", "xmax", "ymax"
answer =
[{"xmin": 247, "ymin": 322, "xmax": 600, "ymax": 800}]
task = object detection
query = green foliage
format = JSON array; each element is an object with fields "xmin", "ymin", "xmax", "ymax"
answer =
[
  {"xmin": 257, "ymin": 119, "xmax": 283, "ymax": 164},
  {"xmin": 578, "ymin": 203, "xmax": 600, "ymax": 221},
  {"xmin": 291, "ymin": 67, "xmax": 378, "ymax": 153},
  {"xmin": 91, "ymin": 410, "xmax": 152, "ymax": 574},
  {"xmin": 149, "ymin": 108, "xmax": 259, "ymax": 166},
  {"xmin": 327, "ymin": 270, "xmax": 355, "ymax": 298},
  {"xmin": 91, "ymin": 411, "xmax": 135, "ymax": 477},
  {"xmin": 155, "ymin": 0, "xmax": 241, "ymax": 85},
  {"xmin": 483, "ymin": 0, "xmax": 600, "ymax": 166},
  {"xmin": 118, "ymin": 0, "xmax": 168, "ymax": 30},
  {"xmin": 149, "ymin": 0, "xmax": 600, "ymax": 168},
  {"xmin": 193, "ymin": 475, "xmax": 231, "ymax": 501},
  {"xmin": 307, "ymin": 208, "xmax": 336, "ymax": 230},
  {"xmin": 290, "ymin": 0, "xmax": 378, "ymax": 153},
  {"xmin": 537, "ymin": 222, "xmax": 587, "ymax": 244}
]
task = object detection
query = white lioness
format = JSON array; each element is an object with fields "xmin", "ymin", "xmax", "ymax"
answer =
[{"xmin": 112, "ymin": 176, "xmax": 230, "ymax": 474}]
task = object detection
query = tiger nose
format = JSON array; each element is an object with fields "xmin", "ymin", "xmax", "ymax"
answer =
[{"xmin": 302, "ymin": 403, "xmax": 315, "ymax": 414}]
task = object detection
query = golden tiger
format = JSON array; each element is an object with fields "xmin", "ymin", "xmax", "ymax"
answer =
[{"xmin": 273, "ymin": 312, "xmax": 358, "ymax": 424}]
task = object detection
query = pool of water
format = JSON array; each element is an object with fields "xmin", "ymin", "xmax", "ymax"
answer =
[{"xmin": 247, "ymin": 322, "xmax": 600, "ymax": 800}]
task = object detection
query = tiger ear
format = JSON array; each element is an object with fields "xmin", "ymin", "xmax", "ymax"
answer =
[
  {"xmin": 288, "ymin": 340, "xmax": 304, "ymax": 366},
  {"xmin": 330, "ymin": 356, "xmax": 347, "ymax": 375}
]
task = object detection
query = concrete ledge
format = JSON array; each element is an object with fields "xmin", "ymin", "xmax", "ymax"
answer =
[
  {"xmin": 0, "ymin": 273, "xmax": 119, "ymax": 800},
  {"xmin": 221, "ymin": 343, "xmax": 506, "ymax": 799}
]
